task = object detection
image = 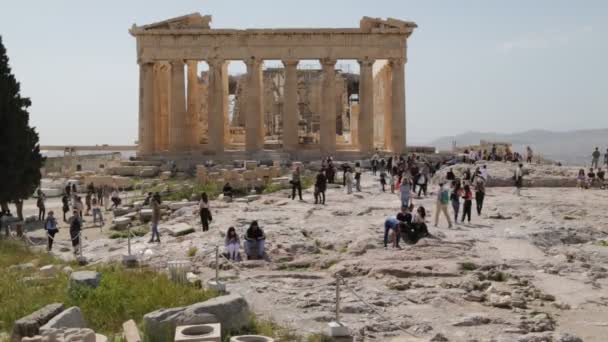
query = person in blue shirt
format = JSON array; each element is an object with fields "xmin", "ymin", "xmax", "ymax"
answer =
[{"xmin": 383, "ymin": 217, "xmax": 404, "ymax": 249}]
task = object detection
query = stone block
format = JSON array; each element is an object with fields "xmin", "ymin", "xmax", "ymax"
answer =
[
  {"xmin": 122, "ymin": 319, "xmax": 142, "ymax": 342},
  {"xmin": 244, "ymin": 161, "xmax": 257, "ymax": 170},
  {"xmin": 10, "ymin": 303, "xmax": 64, "ymax": 341},
  {"xmin": 69, "ymin": 271, "xmax": 101, "ymax": 289},
  {"xmin": 39, "ymin": 265, "xmax": 57, "ymax": 277},
  {"xmin": 161, "ymin": 223, "xmax": 195, "ymax": 237},
  {"xmin": 139, "ymin": 209, "xmax": 153, "ymax": 222},
  {"xmin": 206, "ymin": 280, "xmax": 226, "ymax": 293},
  {"xmin": 139, "ymin": 167, "xmax": 159, "ymax": 178},
  {"xmin": 174, "ymin": 323, "xmax": 221, "ymax": 342},
  {"xmin": 169, "ymin": 201, "xmax": 198, "ymax": 211},
  {"xmin": 40, "ymin": 307, "xmax": 86, "ymax": 333},
  {"xmin": 160, "ymin": 171, "xmax": 172, "ymax": 180},
  {"xmin": 230, "ymin": 336, "xmax": 274, "ymax": 342},
  {"xmin": 9, "ymin": 262, "xmax": 35, "ymax": 272},
  {"xmin": 327, "ymin": 322, "xmax": 350, "ymax": 337},
  {"xmin": 112, "ymin": 217, "xmax": 132, "ymax": 230},
  {"xmin": 113, "ymin": 207, "xmax": 132, "ymax": 217}
]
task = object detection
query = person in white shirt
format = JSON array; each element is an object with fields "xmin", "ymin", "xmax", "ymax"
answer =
[{"xmin": 514, "ymin": 164, "xmax": 524, "ymax": 196}]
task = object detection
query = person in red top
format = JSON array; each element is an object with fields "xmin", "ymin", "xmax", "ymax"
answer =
[{"xmin": 461, "ymin": 184, "xmax": 473, "ymax": 223}]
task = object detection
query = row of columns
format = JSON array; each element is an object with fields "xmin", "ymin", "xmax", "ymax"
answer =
[{"xmin": 138, "ymin": 57, "xmax": 407, "ymax": 156}]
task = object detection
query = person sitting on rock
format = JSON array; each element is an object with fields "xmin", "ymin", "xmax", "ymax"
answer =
[
  {"xmin": 244, "ymin": 221, "xmax": 266, "ymax": 260},
  {"xmin": 403, "ymin": 206, "xmax": 430, "ymax": 244},
  {"xmin": 576, "ymin": 169, "xmax": 587, "ymax": 189},
  {"xmin": 597, "ymin": 168, "xmax": 605, "ymax": 182},
  {"xmin": 225, "ymin": 226, "xmax": 241, "ymax": 261},
  {"xmin": 223, "ymin": 182, "xmax": 234, "ymax": 201},
  {"xmin": 587, "ymin": 168, "xmax": 597, "ymax": 188}
]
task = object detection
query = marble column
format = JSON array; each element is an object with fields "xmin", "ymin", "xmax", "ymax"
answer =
[
  {"xmin": 390, "ymin": 57, "xmax": 406, "ymax": 154},
  {"xmin": 245, "ymin": 58, "xmax": 264, "ymax": 153},
  {"xmin": 358, "ymin": 58, "xmax": 375, "ymax": 154},
  {"xmin": 169, "ymin": 60, "xmax": 187, "ymax": 152},
  {"xmin": 140, "ymin": 62, "xmax": 156, "ymax": 154},
  {"xmin": 154, "ymin": 63, "xmax": 170, "ymax": 152},
  {"xmin": 187, "ymin": 61, "xmax": 200, "ymax": 149},
  {"xmin": 282, "ymin": 59, "xmax": 299, "ymax": 152},
  {"xmin": 320, "ymin": 58, "xmax": 337, "ymax": 155},
  {"xmin": 207, "ymin": 58, "xmax": 226, "ymax": 153}
]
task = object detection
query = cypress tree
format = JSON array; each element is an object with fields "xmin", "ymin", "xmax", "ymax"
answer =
[{"xmin": 0, "ymin": 35, "xmax": 44, "ymax": 220}]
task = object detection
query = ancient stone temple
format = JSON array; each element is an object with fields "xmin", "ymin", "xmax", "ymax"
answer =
[{"xmin": 130, "ymin": 13, "xmax": 416, "ymax": 160}]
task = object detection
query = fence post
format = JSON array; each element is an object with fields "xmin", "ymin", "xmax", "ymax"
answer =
[
  {"xmin": 215, "ymin": 245, "xmax": 219, "ymax": 283},
  {"xmin": 127, "ymin": 225, "xmax": 132, "ymax": 256},
  {"xmin": 335, "ymin": 275, "xmax": 341, "ymax": 324},
  {"xmin": 327, "ymin": 275, "xmax": 350, "ymax": 337}
]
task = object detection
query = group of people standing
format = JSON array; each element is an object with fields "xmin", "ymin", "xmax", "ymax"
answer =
[{"xmin": 434, "ymin": 166, "xmax": 488, "ymax": 228}]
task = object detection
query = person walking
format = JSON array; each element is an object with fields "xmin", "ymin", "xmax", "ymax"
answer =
[
  {"xmin": 526, "ymin": 146, "xmax": 534, "ymax": 164},
  {"xmin": 85, "ymin": 191, "xmax": 92, "ymax": 216},
  {"xmin": 434, "ymin": 183, "xmax": 453, "ymax": 228},
  {"xmin": 371, "ymin": 151, "xmax": 379, "ymax": 175},
  {"xmin": 68, "ymin": 209, "xmax": 82, "ymax": 254},
  {"xmin": 291, "ymin": 166, "xmax": 303, "ymax": 201},
  {"xmin": 149, "ymin": 195, "xmax": 161, "ymax": 243},
  {"xmin": 199, "ymin": 192, "xmax": 212, "ymax": 232},
  {"xmin": 73, "ymin": 196, "xmax": 84, "ymax": 221},
  {"xmin": 389, "ymin": 172, "xmax": 396, "ymax": 194},
  {"xmin": 44, "ymin": 211, "xmax": 58, "ymax": 252},
  {"xmin": 36, "ymin": 190, "xmax": 46, "ymax": 221},
  {"xmin": 461, "ymin": 184, "xmax": 473, "ymax": 223},
  {"xmin": 379, "ymin": 170, "xmax": 387, "ymax": 192},
  {"xmin": 474, "ymin": 177, "xmax": 486, "ymax": 215},
  {"xmin": 514, "ymin": 163, "xmax": 524, "ymax": 196},
  {"xmin": 354, "ymin": 162, "xmax": 362, "ymax": 192},
  {"xmin": 592, "ymin": 147, "xmax": 601, "ymax": 169},
  {"xmin": 314, "ymin": 170, "xmax": 327, "ymax": 205},
  {"xmin": 225, "ymin": 227, "xmax": 241, "ymax": 261},
  {"xmin": 416, "ymin": 171, "xmax": 428, "ymax": 197},
  {"xmin": 604, "ymin": 148, "xmax": 608, "ymax": 167},
  {"xmin": 61, "ymin": 193, "xmax": 70, "ymax": 222},
  {"xmin": 102, "ymin": 186, "xmax": 110, "ymax": 211},
  {"xmin": 399, "ymin": 176, "xmax": 413, "ymax": 209},
  {"xmin": 450, "ymin": 180, "xmax": 463, "ymax": 223},
  {"xmin": 345, "ymin": 167, "xmax": 354, "ymax": 194},
  {"xmin": 91, "ymin": 198, "xmax": 104, "ymax": 227}
]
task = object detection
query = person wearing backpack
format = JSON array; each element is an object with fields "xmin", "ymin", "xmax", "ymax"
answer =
[{"xmin": 434, "ymin": 183, "xmax": 453, "ymax": 228}]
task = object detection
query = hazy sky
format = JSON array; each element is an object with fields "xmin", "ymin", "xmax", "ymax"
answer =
[{"xmin": 1, "ymin": 0, "xmax": 606, "ymax": 145}]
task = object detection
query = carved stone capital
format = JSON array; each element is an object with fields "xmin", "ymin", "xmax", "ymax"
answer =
[
  {"xmin": 169, "ymin": 59, "xmax": 185, "ymax": 66},
  {"xmin": 320, "ymin": 58, "xmax": 337, "ymax": 67},
  {"xmin": 207, "ymin": 57, "xmax": 225, "ymax": 68},
  {"xmin": 358, "ymin": 57, "xmax": 375, "ymax": 68},
  {"xmin": 282, "ymin": 59, "xmax": 299, "ymax": 68},
  {"xmin": 245, "ymin": 56, "xmax": 263, "ymax": 68},
  {"xmin": 389, "ymin": 57, "xmax": 407, "ymax": 66}
]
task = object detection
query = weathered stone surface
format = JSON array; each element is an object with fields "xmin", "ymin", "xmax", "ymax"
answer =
[
  {"xmin": 39, "ymin": 265, "xmax": 57, "ymax": 277},
  {"xmin": 10, "ymin": 303, "xmax": 64, "ymax": 341},
  {"xmin": 168, "ymin": 201, "xmax": 198, "ymax": 211},
  {"xmin": 69, "ymin": 271, "xmax": 101, "ymax": 289},
  {"xmin": 112, "ymin": 217, "xmax": 132, "ymax": 230},
  {"xmin": 451, "ymin": 314, "xmax": 491, "ymax": 327},
  {"xmin": 40, "ymin": 307, "xmax": 86, "ymax": 333},
  {"xmin": 161, "ymin": 222, "xmax": 195, "ymax": 237},
  {"xmin": 122, "ymin": 319, "xmax": 142, "ymax": 342},
  {"xmin": 143, "ymin": 294, "xmax": 249, "ymax": 341}
]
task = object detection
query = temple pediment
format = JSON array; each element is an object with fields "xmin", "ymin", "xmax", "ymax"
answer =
[
  {"xmin": 360, "ymin": 16, "xmax": 417, "ymax": 33},
  {"xmin": 136, "ymin": 12, "xmax": 212, "ymax": 31}
]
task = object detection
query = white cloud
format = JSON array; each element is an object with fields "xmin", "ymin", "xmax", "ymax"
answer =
[{"xmin": 498, "ymin": 26, "xmax": 593, "ymax": 52}]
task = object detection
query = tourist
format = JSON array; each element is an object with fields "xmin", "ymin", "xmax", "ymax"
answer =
[
  {"xmin": 71, "ymin": 183, "xmax": 77, "ymax": 200},
  {"xmin": 65, "ymin": 184, "xmax": 71, "ymax": 201},
  {"xmin": 199, "ymin": 192, "xmax": 212, "ymax": 232},
  {"xmin": 61, "ymin": 193, "xmax": 70, "ymax": 222},
  {"xmin": 450, "ymin": 180, "xmax": 463, "ymax": 223},
  {"xmin": 87, "ymin": 182, "xmax": 95, "ymax": 195},
  {"xmin": 371, "ymin": 152, "xmax": 379, "ymax": 175},
  {"xmin": 416, "ymin": 171, "xmax": 428, "ymax": 197},
  {"xmin": 314, "ymin": 169, "xmax": 327, "ymax": 205},
  {"xmin": 354, "ymin": 162, "xmax": 362, "ymax": 192},
  {"xmin": 153, "ymin": 192, "xmax": 162, "ymax": 205},
  {"xmin": 461, "ymin": 184, "xmax": 473, "ymax": 223},
  {"xmin": 102, "ymin": 186, "xmax": 110, "ymax": 210},
  {"xmin": 36, "ymin": 190, "xmax": 46, "ymax": 221},
  {"xmin": 379, "ymin": 169, "xmax": 387, "ymax": 192},
  {"xmin": 491, "ymin": 144, "xmax": 497, "ymax": 161},
  {"xmin": 380, "ymin": 157, "xmax": 386, "ymax": 173},
  {"xmin": 604, "ymin": 148, "xmax": 608, "ymax": 167},
  {"xmin": 383, "ymin": 216, "xmax": 403, "ymax": 249},
  {"xmin": 587, "ymin": 168, "xmax": 597, "ymax": 188},
  {"xmin": 592, "ymin": 147, "xmax": 601, "ymax": 169},
  {"xmin": 73, "ymin": 196, "xmax": 84, "ymax": 220},
  {"xmin": 44, "ymin": 211, "xmax": 58, "ymax": 252},
  {"xmin": 223, "ymin": 182, "xmax": 233, "ymax": 201},
  {"xmin": 405, "ymin": 206, "xmax": 430, "ymax": 244},
  {"xmin": 143, "ymin": 192, "xmax": 153, "ymax": 206},
  {"xmin": 291, "ymin": 166, "xmax": 303, "ymax": 201},
  {"xmin": 480, "ymin": 165, "xmax": 489, "ymax": 181},
  {"xmin": 225, "ymin": 226, "xmax": 240, "ymax": 261},
  {"xmin": 389, "ymin": 171, "xmax": 396, "ymax": 194},
  {"xmin": 463, "ymin": 168, "xmax": 471, "ymax": 184},
  {"xmin": 577, "ymin": 169, "xmax": 586, "ymax": 189},
  {"xmin": 475, "ymin": 177, "xmax": 486, "ymax": 216},
  {"xmin": 434, "ymin": 183, "xmax": 453, "ymax": 228},
  {"xmin": 345, "ymin": 167, "xmax": 354, "ymax": 194},
  {"xmin": 446, "ymin": 168, "xmax": 455, "ymax": 182},
  {"xmin": 68, "ymin": 209, "xmax": 82, "ymax": 254},
  {"xmin": 96, "ymin": 186, "xmax": 103, "ymax": 207},
  {"xmin": 526, "ymin": 146, "xmax": 534, "ymax": 164},
  {"xmin": 149, "ymin": 195, "xmax": 161, "ymax": 243},
  {"xmin": 85, "ymin": 191, "xmax": 92, "ymax": 216},
  {"xmin": 110, "ymin": 189, "xmax": 121, "ymax": 209},
  {"xmin": 244, "ymin": 221, "xmax": 265, "ymax": 260},
  {"xmin": 341, "ymin": 162, "xmax": 350, "ymax": 186},
  {"xmin": 326, "ymin": 158, "xmax": 335, "ymax": 183},
  {"xmin": 399, "ymin": 176, "xmax": 413, "ymax": 209},
  {"xmin": 91, "ymin": 197, "xmax": 104, "ymax": 227},
  {"xmin": 597, "ymin": 168, "xmax": 605, "ymax": 182},
  {"xmin": 514, "ymin": 164, "xmax": 524, "ymax": 196}
]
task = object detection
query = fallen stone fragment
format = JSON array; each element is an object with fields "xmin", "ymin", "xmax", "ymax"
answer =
[
  {"xmin": 452, "ymin": 314, "xmax": 491, "ymax": 327},
  {"xmin": 40, "ymin": 307, "xmax": 86, "ymax": 333},
  {"xmin": 69, "ymin": 271, "xmax": 101, "ymax": 289}
]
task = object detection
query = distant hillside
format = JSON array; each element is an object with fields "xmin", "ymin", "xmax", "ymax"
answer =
[{"xmin": 429, "ymin": 129, "xmax": 608, "ymax": 166}]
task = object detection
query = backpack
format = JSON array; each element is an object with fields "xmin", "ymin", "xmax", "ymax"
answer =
[{"xmin": 439, "ymin": 190, "xmax": 450, "ymax": 204}]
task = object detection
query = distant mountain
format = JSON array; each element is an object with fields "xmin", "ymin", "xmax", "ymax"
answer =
[{"xmin": 429, "ymin": 129, "xmax": 608, "ymax": 165}]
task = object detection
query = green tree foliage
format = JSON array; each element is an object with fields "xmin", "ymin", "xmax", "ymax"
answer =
[{"xmin": 0, "ymin": 36, "xmax": 43, "ymax": 216}]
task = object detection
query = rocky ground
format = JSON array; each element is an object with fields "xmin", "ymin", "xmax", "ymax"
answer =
[{"xmin": 21, "ymin": 163, "xmax": 608, "ymax": 342}]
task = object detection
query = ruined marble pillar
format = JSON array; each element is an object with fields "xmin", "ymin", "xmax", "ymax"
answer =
[
  {"xmin": 141, "ymin": 62, "xmax": 156, "ymax": 154},
  {"xmin": 187, "ymin": 61, "xmax": 200, "ymax": 149},
  {"xmin": 390, "ymin": 57, "xmax": 406, "ymax": 154},
  {"xmin": 320, "ymin": 58, "xmax": 337, "ymax": 155},
  {"xmin": 207, "ymin": 58, "xmax": 226, "ymax": 153},
  {"xmin": 282, "ymin": 59, "xmax": 299, "ymax": 152},
  {"xmin": 154, "ymin": 63, "xmax": 170, "ymax": 152},
  {"xmin": 169, "ymin": 60, "xmax": 187, "ymax": 152},
  {"xmin": 245, "ymin": 58, "xmax": 264, "ymax": 153},
  {"xmin": 358, "ymin": 58, "xmax": 375, "ymax": 154}
]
